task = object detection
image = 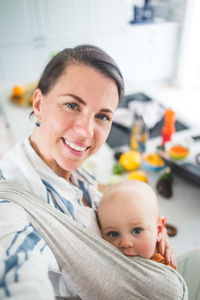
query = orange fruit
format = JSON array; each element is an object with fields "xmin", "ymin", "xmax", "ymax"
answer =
[
  {"xmin": 119, "ymin": 150, "xmax": 141, "ymax": 171},
  {"xmin": 128, "ymin": 170, "xmax": 148, "ymax": 183},
  {"xmin": 12, "ymin": 85, "xmax": 24, "ymax": 96}
]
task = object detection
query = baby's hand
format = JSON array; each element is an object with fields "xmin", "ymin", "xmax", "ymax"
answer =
[{"xmin": 157, "ymin": 227, "xmax": 177, "ymax": 269}]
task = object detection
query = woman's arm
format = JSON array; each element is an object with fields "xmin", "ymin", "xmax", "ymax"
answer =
[{"xmin": 0, "ymin": 202, "xmax": 55, "ymax": 300}]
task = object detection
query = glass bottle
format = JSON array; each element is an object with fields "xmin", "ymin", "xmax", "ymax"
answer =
[{"xmin": 130, "ymin": 112, "xmax": 148, "ymax": 153}]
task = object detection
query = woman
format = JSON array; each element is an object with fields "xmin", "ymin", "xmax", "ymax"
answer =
[{"xmin": 0, "ymin": 45, "xmax": 187, "ymax": 300}]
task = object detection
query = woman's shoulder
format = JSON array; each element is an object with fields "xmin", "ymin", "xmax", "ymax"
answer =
[
  {"xmin": 0, "ymin": 137, "xmax": 28, "ymax": 165},
  {"xmin": 0, "ymin": 138, "xmax": 27, "ymax": 179},
  {"xmin": 0, "ymin": 137, "xmax": 46, "ymax": 197}
]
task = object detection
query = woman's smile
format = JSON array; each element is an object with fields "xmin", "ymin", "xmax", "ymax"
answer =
[{"xmin": 61, "ymin": 137, "xmax": 90, "ymax": 156}]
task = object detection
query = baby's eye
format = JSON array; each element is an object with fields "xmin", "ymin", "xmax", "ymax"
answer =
[
  {"xmin": 132, "ymin": 227, "xmax": 142, "ymax": 234},
  {"xmin": 107, "ymin": 231, "xmax": 119, "ymax": 238},
  {"xmin": 65, "ymin": 102, "xmax": 79, "ymax": 110},
  {"xmin": 96, "ymin": 113, "xmax": 110, "ymax": 121}
]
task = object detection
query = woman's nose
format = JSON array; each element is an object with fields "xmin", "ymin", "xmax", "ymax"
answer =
[{"xmin": 73, "ymin": 115, "xmax": 94, "ymax": 138}]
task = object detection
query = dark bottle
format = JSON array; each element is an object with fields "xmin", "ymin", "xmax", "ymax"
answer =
[
  {"xmin": 156, "ymin": 167, "xmax": 173, "ymax": 198},
  {"xmin": 143, "ymin": 0, "xmax": 154, "ymax": 22}
]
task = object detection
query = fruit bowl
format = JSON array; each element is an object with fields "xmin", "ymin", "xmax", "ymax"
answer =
[
  {"xmin": 168, "ymin": 144, "xmax": 190, "ymax": 160},
  {"xmin": 143, "ymin": 153, "xmax": 165, "ymax": 171}
]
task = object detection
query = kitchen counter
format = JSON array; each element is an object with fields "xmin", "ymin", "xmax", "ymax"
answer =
[{"xmin": 0, "ymin": 82, "xmax": 200, "ymax": 258}]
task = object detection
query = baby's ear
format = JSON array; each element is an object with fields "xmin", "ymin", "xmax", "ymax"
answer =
[{"xmin": 157, "ymin": 216, "xmax": 167, "ymax": 242}]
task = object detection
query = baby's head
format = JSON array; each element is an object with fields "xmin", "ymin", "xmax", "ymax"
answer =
[{"xmin": 98, "ymin": 180, "xmax": 165, "ymax": 258}]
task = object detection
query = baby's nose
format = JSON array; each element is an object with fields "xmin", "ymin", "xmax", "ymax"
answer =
[{"xmin": 120, "ymin": 237, "xmax": 134, "ymax": 249}]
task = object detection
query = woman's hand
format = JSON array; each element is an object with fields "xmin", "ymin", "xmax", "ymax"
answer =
[{"xmin": 157, "ymin": 226, "xmax": 177, "ymax": 269}]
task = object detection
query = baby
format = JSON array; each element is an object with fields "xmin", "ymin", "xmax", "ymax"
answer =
[{"xmin": 98, "ymin": 180, "xmax": 174, "ymax": 268}]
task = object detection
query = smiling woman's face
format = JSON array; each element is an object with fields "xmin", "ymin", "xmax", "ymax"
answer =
[{"xmin": 30, "ymin": 64, "xmax": 119, "ymax": 180}]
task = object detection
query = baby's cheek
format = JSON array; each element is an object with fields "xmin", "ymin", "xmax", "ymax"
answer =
[{"xmin": 139, "ymin": 239, "xmax": 156, "ymax": 259}]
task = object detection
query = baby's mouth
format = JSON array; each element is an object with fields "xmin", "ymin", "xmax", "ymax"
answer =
[
  {"xmin": 122, "ymin": 249, "xmax": 135, "ymax": 257},
  {"xmin": 62, "ymin": 138, "xmax": 89, "ymax": 152}
]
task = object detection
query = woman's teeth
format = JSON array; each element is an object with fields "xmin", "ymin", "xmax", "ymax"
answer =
[{"xmin": 63, "ymin": 138, "xmax": 87, "ymax": 152}]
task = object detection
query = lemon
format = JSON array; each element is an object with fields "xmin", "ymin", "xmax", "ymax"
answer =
[
  {"xmin": 128, "ymin": 170, "xmax": 148, "ymax": 183},
  {"xmin": 119, "ymin": 150, "xmax": 141, "ymax": 171}
]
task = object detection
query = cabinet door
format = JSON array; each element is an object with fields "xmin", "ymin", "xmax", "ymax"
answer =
[
  {"xmin": 115, "ymin": 23, "xmax": 180, "ymax": 83},
  {"xmin": 0, "ymin": 42, "xmax": 51, "ymax": 83},
  {"xmin": 0, "ymin": 0, "xmax": 36, "ymax": 47},
  {"xmin": 143, "ymin": 23, "xmax": 180, "ymax": 81},
  {"xmin": 0, "ymin": 45, "xmax": 35, "ymax": 82},
  {"xmin": 37, "ymin": 0, "xmax": 89, "ymax": 40},
  {"xmin": 87, "ymin": 0, "xmax": 125, "ymax": 35}
]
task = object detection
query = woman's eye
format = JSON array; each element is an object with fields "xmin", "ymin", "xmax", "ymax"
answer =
[
  {"xmin": 65, "ymin": 102, "xmax": 79, "ymax": 110},
  {"xmin": 132, "ymin": 227, "xmax": 142, "ymax": 234},
  {"xmin": 96, "ymin": 113, "xmax": 110, "ymax": 121},
  {"xmin": 107, "ymin": 231, "xmax": 119, "ymax": 238}
]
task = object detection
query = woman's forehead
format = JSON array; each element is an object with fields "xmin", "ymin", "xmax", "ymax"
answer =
[{"xmin": 49, "ymin": 64, "xmax": 119, "ymax": 109}]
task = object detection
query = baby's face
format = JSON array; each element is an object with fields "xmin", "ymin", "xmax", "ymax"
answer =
[{"xmin": 98, "ymin": 185, "xmax": 159, "ymax": 258}]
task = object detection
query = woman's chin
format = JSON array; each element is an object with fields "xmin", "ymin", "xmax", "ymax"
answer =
[{"xmin": 59, "ymin": 159, "xmax": 83, "ymax": 174}]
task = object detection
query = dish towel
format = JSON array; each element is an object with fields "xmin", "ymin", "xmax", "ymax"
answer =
[{"xmin": 0, "ymin": 181, "xmax": 188, "ymax": 300}]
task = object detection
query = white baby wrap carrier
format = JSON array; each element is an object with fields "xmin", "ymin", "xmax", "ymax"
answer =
[{"xmin": 0, "ymin": 181, "xmax": 188, "ymax": 300}]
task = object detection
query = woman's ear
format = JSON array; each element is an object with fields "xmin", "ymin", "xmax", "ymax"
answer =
[
  {"xmin": 32, "ymin": 89, "xmax": 43, "ymax": 120},
  {"xmin": 157, "ymin": 216, "xmax": 167, "ymax": 242}
]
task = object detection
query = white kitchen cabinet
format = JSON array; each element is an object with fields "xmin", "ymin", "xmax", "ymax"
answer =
[
  {"xmin": 118, "ymin": 22, "xmax": 179, "ymax": 84},
  {"xmin": 36, "ymin": 0, "xmax": 89, "ymax": 39},
  {"xmin": 0, "ymin": 0, "xmax": 36, "ymax": 47},
  {"xmin": 0, "ymin": 1, "xmax": 97, "ymax": 81},
  {"xmin": 0, "ymin": 0, "xmax": 47, "ymax": 82},
  {"xmin": 0, "ymin": 0, "xmax": 180, "ymax": 85},
  {"xmin": 0, "ymin": 45, "xmax": 36, "ymax": 83},
  {"xmin": 37, "ymin": 0, "xmax": 125, "ymax": 39}
]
